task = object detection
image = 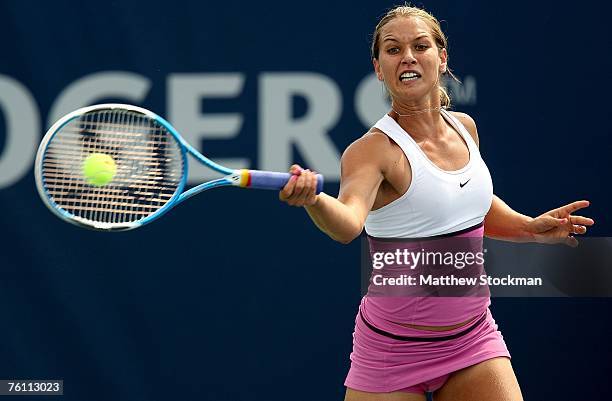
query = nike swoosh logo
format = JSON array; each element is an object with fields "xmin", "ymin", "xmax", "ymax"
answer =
[{"xmin": 459, "ymin": 179, "xmax": 471, "ymax": 188}]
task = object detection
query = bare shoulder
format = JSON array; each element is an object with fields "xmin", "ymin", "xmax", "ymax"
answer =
[
  {"xmin": 450, "ymin": 111, "xmax": 479, "ymax": 147},
  {"xmin": 355, "ymin": 127, "xmax": 393, "ymax": 147},
  {"xmin": 343, "ymin": 128, "xmax": 394, "ymax": 159},
  {"xmin": 341, "ymin": 127, "xmax": 396, "ymax": 173}
]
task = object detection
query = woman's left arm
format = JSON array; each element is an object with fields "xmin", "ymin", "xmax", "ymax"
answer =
[
  {"xmin": 449, "ymin": 111, "xmax": 595, "ymax": 247},
  {"xmin": 484, "ymin": 196, "xmax": 594, "ymax": 246}
]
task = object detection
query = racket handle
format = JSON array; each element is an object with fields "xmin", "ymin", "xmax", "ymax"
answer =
[{"xmin": 246, "ymin": 170, "xmax": 324, "ymax": 194}]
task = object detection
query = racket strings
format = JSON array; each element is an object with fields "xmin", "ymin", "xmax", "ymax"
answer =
[{"xmin": 41, "ymin": 109, "xmax": 183, "ymax": 225}]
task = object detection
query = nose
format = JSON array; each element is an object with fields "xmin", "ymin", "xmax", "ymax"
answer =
[{"xmin": 401, "ymin": 49, "xmax": 417, "ymax": 65}]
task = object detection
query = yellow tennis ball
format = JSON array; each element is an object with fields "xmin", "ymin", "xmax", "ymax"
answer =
[{"xmin": 82, "ymin": 153, "xmax": 117, "ymax": 186}]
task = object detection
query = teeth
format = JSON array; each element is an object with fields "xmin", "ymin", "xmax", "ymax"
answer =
[{"xmin": 400, "ymin": 72, "xmax": 419, "ymax": 81}]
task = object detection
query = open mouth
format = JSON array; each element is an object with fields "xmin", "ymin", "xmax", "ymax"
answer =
[{"xmin": 399, "ymin": 71, "xmax": 421, "ymax": 82}]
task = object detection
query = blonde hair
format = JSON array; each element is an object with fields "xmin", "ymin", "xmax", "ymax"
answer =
[{"xmin": 371, "ymin": 4, "xmax": 460, "ymax": 108}]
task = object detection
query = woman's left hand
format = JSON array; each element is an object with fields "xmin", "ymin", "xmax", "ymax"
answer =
[{"xmin": 524, "ymin": 200, "xmax": 594, "ymax": 246}]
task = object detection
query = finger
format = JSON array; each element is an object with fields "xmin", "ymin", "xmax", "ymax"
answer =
[
  {"xmin": 305, "ymin": 172, "xmax": 319, "ymax": 205},
  {"xmin": 289, "ymin": 164, "xmax": 303, "ymax": 175},
  {"xmin": 291, "ymin": 172, "xmax": 308, "ymax": 201},
  {"xmin": 279, "ymin": 174, "xmax": 298, "ymax": 201},
  {"xmin": 301, "ymin": 171, "xmax": 318, "ymax": 205},
  {"xmin": 569, "ymin": 215, "xmax": 595, "ymax": 226},
  {"xmin": 571, "ymin": 225, "xmax": 587, "ymax": 235},
  {"xmin": 564, "ymin": 235, "xmax": 579, "ymax": 248},
  {"xmin": 559, "ymin": 200, "xmax": 590, "ymax": 215},
  {"xmin": 536, "ymin": 215, "xmax": 568, "ymax": 231},
  {"xmin": 295, "ymin": 170, "xmax": 315, "ymax": 205}
]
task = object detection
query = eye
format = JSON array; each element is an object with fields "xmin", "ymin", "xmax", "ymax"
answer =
[
  {"xmin": 415, "ymin": 44, "xmax": 430, "ymax": 51},
  {"xmin": 386, "ymin": 47, "xmax": 400, "ymax": 55}
]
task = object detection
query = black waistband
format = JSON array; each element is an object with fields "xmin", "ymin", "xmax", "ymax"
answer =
[
  {"xmin": 359, "ymin": 310, "xmax": 487, "ymax": 342},
  {"xmin": 366, "ymin": 221, "xmax": 484, "ymax": 243}
]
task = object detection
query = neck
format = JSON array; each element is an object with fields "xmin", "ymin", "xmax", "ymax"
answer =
[
  {"xmin": 388, "ymin": 102, "xmax": 446, "ymax": 141},
  {"xmin": 391, "ymin": 106, "xmax": 442, "ymax": 117}
]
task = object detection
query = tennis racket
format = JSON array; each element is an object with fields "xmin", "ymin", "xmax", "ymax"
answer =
[{"xmin": 34, "ymin": 103, "xmax": 323, "ymax": 231}]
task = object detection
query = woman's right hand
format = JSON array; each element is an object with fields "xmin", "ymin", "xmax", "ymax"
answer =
[
  {"xmin": 279, "ymin": 164, "xmax": 319, "ymax": 207},
  {"xmin": 276, "ymin": 133, "xmax": 388, "ymax": 242}
]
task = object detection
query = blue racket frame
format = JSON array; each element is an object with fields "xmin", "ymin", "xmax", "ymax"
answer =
[{"xmin": 35, "ymin": 104, "xmax": 323, "ymax": 231}]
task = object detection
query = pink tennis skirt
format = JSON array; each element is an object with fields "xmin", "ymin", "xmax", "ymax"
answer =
[{"xmin": 344, "ymin": 306, "xmax": 510, "ymax": 394}]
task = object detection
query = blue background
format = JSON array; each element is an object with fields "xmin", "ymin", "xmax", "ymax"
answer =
[{"xmin": 0, "ymin": 0, "xmax": 610, "ymax": 400}]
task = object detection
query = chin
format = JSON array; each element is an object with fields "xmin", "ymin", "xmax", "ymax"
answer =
[{"xmin": 394, "ymin": 85, "xmax": 426, "ymax": 98}]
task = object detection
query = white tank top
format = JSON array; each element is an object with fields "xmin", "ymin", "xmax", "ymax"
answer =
[{"xmin": 365, "ymin": 109, "xmax": 493, "ymax": 238}]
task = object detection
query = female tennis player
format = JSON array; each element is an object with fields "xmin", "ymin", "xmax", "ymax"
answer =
[{"xmin": 279, "ymin": 5, "xmax": 593, "ymax": 401}]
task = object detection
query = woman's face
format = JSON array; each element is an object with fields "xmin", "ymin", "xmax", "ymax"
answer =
[{"xmin": 373, "ymin": 16, "xmax": 447, "ymax": 104}]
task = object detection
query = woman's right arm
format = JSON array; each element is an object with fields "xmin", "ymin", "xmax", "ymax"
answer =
[{"xmin": 279, "ymin": 132, "xmax": 391, "ymax": 244}]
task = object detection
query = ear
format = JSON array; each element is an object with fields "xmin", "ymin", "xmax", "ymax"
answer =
[
  {"xmin": 373, "ymin": 58, "xmax": 384, "ymax": 81},
  {"xmin": 439, "ymin": 48, "xmax": 448, "ymax": 73}
]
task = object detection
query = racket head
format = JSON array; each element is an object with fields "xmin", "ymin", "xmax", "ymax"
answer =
[{"xmin": 35, "ymin": 104, "xmax": 188, "ymax": 231}]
